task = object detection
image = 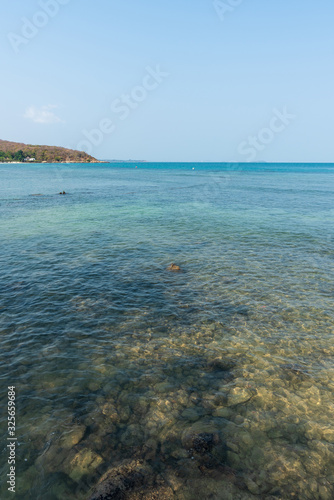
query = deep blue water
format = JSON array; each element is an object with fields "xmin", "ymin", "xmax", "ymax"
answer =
[{"xmin": 0, "ymin": 163, "xmax": 334, "ymax": 499}]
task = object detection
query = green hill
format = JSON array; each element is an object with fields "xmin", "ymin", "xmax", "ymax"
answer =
[{"xmin": 0, "ymin": 139, "xmax": 100, "ymax": 163}]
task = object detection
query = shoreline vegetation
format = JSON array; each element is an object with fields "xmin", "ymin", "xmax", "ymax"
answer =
[{"xmin": 0, "ymin": 139, "xmax": 101, "ymax": 164}]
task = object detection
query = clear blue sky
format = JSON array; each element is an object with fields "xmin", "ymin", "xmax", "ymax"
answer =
[{"xmin": 1, "ymin": 0, "xmax": 333, "ymax": 162}]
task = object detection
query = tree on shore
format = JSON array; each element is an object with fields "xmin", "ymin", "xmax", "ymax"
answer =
[{"xmin": 14, "ymin": 150, "xmax": 25, "ymax": 162}]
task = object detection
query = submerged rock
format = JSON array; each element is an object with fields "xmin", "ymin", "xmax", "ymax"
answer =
[
  {"xmin": 167, "ymin": 263, "xmax": 181, "ymax": 272},
  {"xmin": 59, "ymin": 425, "xmax": 86, "ymax": 448},
  {"xmin": 88, "ymin": 459, "xmax": 161, "ymax": 500},
  {"xmin": 208, "ymin": 357, "xmax": 236, "ymax": 372},
  {"xmin": 68, "ymin": 449, "xmax": 103, "ymax": 482},
  {"xmin": 213, "ymin": 407, "xmax": 233, "ymax": 418},
  {"xmin": 100, "ymin": 401, "xmax": 119, "ymax": 423},
  {"xmin": 227, "ymin": 387, "xmax": 253, "ymax": 406},
  {"xmin": 181, "ymin": 407, "xmax": 201, "ymax": 422},
  {"xmin": 181, "ymin": 422, "xmax": 220, "ymax": 455}
]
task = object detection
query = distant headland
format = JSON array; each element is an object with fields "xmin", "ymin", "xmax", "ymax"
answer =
[{"xmin": 0, "ymin": 139, "xmax": 101, "ymax": 163}]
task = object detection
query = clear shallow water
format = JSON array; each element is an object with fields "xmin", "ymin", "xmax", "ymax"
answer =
[{"xmin": 0, "ymin": 162, "xmax": 334, "ymax": 499}]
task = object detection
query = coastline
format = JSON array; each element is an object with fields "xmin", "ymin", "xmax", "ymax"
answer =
[
  {"xmin": 0, "ymin": 160, "xmax": 106, "ymax": 164},
  {"xmin": 0, "ymin": 139, "xmax": 101, "ymax": 164}
]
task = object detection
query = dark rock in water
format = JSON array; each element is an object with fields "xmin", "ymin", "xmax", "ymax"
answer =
[
  {"xmin": 208, "ymin": 357, "xmax": 236, "ymax": 372},
  {"xmin": 182, "ymin": 428, "xmax": 219, "ymax": 455},
  {"xmin": 192, "ymin": 433, "xmax": 218, "ymax": 455},
  {"xmin": 167, "ymin": 263, "xmax": 181, "ymax": 272},
  {"xmin": 88, "ymin": 459, "xmax": 172, "ymax": 500}
]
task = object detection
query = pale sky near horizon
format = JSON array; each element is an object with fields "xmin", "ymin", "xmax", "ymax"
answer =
[{"xmin": 1, "ymin": 0, "xmax": 333, "ymax": 162}]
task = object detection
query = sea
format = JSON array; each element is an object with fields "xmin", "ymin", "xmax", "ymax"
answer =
[{"xmin": 0, "ymin": 162, "xmax": 333, "ymax": 499}]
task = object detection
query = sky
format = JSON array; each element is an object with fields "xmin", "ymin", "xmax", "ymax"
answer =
[{"xmin": 1, "ymin": 0, "xmax": 333, "ymax": 162}]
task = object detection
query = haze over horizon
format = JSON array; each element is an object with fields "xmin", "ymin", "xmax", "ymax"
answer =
[{"xmin": 1, "ymin": 0, "xmax": 333, "ymax": 162}]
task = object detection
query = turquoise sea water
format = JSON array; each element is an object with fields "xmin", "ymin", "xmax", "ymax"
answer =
[{"xmin": 1, "ymin": 162, "xmax": 334, "ymax": 499}]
